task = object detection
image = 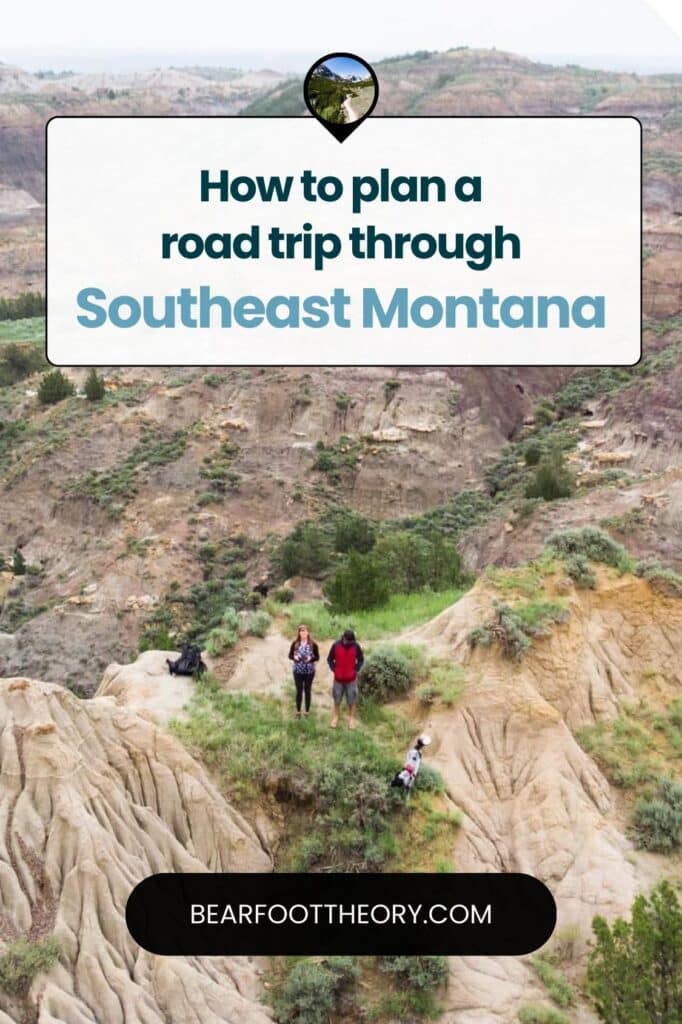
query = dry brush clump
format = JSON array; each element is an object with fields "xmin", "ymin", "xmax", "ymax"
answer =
[{"xmin": 468, "ymin": 599, "xmax": 569, "ymax": 661}]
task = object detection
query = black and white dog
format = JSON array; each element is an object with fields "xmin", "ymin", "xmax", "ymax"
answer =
[{"xmin": 391, "ymin": 735, "xmax": 432, "ymax": 793}]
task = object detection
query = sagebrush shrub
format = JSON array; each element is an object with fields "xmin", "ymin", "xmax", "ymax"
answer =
[
  {"xmin": 635, "ymin": 558, "xmax": 682, "ymax": 599},
  {"xmin": 546, "ymin": 527, "xmax": 631, "ymax": 572},
  {"xmin": 205, "ymin": 607, "xmax": 240, "ymax": 655},
  {"xmin": 0, "ymin": 937, "xmax": 59, "ymax": 997},
  {"xmin": 378, "ymin": 955, "xmax": 448, "ymax": 991},
  {"xmin": 243, "ymin": 609, "xmax": 271, "ymax": 637},
  {"xmin": 414, "ymin": 763, "xmax": 445, "ymax": 793},
  {"xmin": 630, "ymin": 778, "xmax": 682, "ymax": 851},
  {"xmin": 469, "ymin": 601, "xmax": 567, "ymax": 661},
  {"xmin": 272, "ymin": 957, "xmax": 359, "ymax": 1024},
  {"xmin": 360, "ymin": 645, "xmax": 418, "ymax": 702},
  {"xmin": 564, "ymin": 553, "xmax": 597, "ymax": 589}
]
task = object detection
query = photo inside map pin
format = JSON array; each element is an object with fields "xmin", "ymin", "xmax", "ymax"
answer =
[{"xmin": 305, "ymin": 54, "xmax": 377, "ymax": 126}]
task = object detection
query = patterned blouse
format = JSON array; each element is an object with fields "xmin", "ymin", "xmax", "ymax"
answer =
[{"xmin": 293, "ymin": 642, "xmax": 316, "ymax": 675}]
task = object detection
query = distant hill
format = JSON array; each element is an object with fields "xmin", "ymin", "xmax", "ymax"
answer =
[
  {"xmin": 242, "ymin": 46, "xmax": 682, "ymax": 119},
  {"xmin": 0, "ymin": 46, "xmax": 680, "ymax": 305}
]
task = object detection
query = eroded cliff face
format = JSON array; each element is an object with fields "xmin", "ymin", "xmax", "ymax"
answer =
[
  {"xmin": 407, "ymin": 571, "xmax": 681, "ymax": 1022},
  {"xmin": 0, "ymin": 364, "xmax": 569, "ymax": 686},
  {"xmin": 2, "ymin": 347, "xmax": 680, "ymax": 697},
  {"xmin": 0, "ymin": 676, "xmax": 272, "ymax": 1024}
]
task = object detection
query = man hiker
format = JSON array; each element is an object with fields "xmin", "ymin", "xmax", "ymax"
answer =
[{"xmin": 327, "ymin": 629, "xmax": 364, "ymax": 730}]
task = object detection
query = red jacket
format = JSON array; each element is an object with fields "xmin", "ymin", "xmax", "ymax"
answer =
[{"xmin": 327, "ymin": 640, "xmax": 364, "ymax": 683}]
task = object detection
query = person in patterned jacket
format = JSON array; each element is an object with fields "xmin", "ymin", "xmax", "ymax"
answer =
[{"xmin": 288, "ymin": 624, "xmax": 320, "ymax": 718}]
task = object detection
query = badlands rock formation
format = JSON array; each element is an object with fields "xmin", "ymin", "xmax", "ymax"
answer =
[
  {"xmin": 98, "ymin": 649, "xmax": 211, "ymax": 724},
  {"xmin": 0, "ymin": 676, "xmax": 272, "ymax": 1023},
  {"xmin": 409, "ymin": 571, "xmax": 682, "ymax": 1022}
]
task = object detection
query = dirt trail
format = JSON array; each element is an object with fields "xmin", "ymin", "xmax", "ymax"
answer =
[
  {"xmin": 343, "ymin": 94, "xmax": 358, "ymax": 122},
  {"xmin": 226, "ymin": 630, "xmax": 336, "ymax": 713}
]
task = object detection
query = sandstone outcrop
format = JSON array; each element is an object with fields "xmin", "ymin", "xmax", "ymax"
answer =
[{"xmin": 0, "ymin": 677, "xmax": 272, "ymax": 1023}]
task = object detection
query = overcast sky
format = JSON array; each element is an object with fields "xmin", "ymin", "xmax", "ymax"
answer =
[{"xmin": 3, "ymin": 0, "xmax": 681, "ymax": 72}]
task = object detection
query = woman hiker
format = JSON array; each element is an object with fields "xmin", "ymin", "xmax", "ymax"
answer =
[{"xmin": 288, "ymin": 624, "xmax": 320, "ymax": 719}]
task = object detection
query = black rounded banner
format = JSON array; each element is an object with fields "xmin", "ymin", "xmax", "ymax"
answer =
[{"xmin": 126, "ymin": 873, "xmax": 555, "ymax": 956}]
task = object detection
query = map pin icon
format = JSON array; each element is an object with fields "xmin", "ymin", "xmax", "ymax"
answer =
[{"xmin": 304, "ymin": 52, "xmax": 379, "ymax": 142}]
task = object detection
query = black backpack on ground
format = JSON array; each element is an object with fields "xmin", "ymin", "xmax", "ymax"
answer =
[{"xmin": 167, "ymin": 643, "xmax": 206, "ymax": 678}]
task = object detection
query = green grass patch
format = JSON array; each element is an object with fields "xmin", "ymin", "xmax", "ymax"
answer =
[
  {"xmin": 518, "ymin": 1005, "xmax": 570, "ymax": 1024},
  {"xmin": 530, "ymin": 954, "xmax": 575, "ymax": 1007},
  {"xmin": 578, "ymin": 697, "xmax": 681, "ymax": 796},
  {"xmin": 277, "ymin": 587, "xmax": 466, "ymax": 641},
  {"xmin": 416, "ymin": 661, "xmax": 466, "ymax": 710},
  {"xmin": 644, "ymin": 316, "xmax": 682, "ymax": 339},
  {"xmin": 172, "ymin": 676, "xmax": 456, "ymax": 873},
  {"xmin": 643, "ymin": 150, "xmax": 682, "ymax": 176},
  {"xmin": 601, "ymin": 506, "xmax": 646, "ymax": 533},
  {"xmin": 0, "ymin": 397, "xmax": 92, "ymax": 478},
  {"xmin": 365, "ymin": 989, "xmax": 443, "ymax": 1020},
  {"xmin": 578, "ymin": 716, "xmax": 657, "ymax": 789},
  {"xmin": 486, "ymin": 553, "xmax": 559, "ymax": 600},
  {"xmin": 0, "ymin": 317, "xmax": 45, "ymax": 344}
]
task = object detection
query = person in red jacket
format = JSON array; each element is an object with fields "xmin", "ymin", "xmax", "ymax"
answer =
[{"xmin": 326, "ymin": 629, "xmax": 364, "ymax": 729}]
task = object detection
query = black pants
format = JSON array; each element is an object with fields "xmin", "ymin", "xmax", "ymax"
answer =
[{"xmin": 294, "ymin": 672, "xmax": 314, "ymax": 712}]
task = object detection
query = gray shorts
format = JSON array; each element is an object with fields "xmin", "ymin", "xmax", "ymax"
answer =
[{"xmin": 332, "ymin": 681, "xmax": 358, "ymax": 706}]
